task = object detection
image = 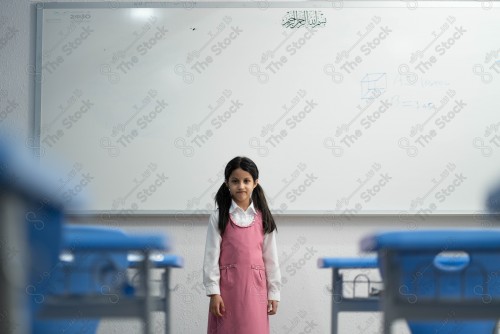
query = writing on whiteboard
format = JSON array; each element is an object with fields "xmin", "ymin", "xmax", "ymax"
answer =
[{"xmin": 281, "ymin": 10, "xmax": 326, "ymax": 29}]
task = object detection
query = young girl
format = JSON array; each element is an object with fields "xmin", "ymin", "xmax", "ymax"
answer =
[{"xmin": 203, "ymin": 156, "xmax": 281, "ymax": 334}]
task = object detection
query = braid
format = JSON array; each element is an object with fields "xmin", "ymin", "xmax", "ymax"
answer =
[
  {"xmin": 253, "ymin": 184, "xmax": 277, "ymax": 233},
  {"xmin": 214, "ymin": 182, "xmax": 231, "ymax": 235}
]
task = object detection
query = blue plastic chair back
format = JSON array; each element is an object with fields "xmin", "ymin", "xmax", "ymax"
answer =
[{"xmin": 395, "ymin": 252, "xmax": 497, "ymax": 333}]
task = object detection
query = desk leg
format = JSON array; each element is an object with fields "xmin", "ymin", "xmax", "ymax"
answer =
[
  {"xmin": 380, "ymin": 251, "xmax": 393, "ymax": 334},
  {"xmin": 141, "ymin": 251, "xmax": 152, "ymax": 334},
  {"xmin": 164, "ymin": 268, "xmax": 171, "ymax": 334},
  {"xmin": 332, "ymin": 268, "xmax": 341, "ymax": 334},
  {"xmin": 383, "ymin": 317, "xmax": 391, "ymax": 334}
]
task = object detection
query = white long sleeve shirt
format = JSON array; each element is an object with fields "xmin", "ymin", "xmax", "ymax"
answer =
[{"xmin": 203, "ymin": 200, "xmax": 281, "ymax": 301}]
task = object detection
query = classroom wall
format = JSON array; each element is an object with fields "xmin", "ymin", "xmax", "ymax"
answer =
[{"xmin": 0, "ymin": 0, "xmax": 496, "ymax": 333}]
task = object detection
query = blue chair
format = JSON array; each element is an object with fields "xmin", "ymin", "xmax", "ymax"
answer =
[
  {"xmin": 318, "ymin": 257, "xmax": 380, "ymax": 334},
  {"xmin": 361, "ymin": 229, "xmax": 500, "ymax": 334}
]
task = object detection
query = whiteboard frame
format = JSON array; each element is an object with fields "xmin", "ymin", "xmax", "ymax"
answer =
[{"xmin": 35, "ymin": 1, "xmax": 500, "ymax": 216}]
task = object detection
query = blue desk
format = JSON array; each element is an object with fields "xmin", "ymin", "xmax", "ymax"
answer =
[
  {"xmin": 318, "ymin": 257, "xmax": 380, "ymax": 334},
  {"xmin": 37, "ymin": 225, "xmax": 176, "ymax": 334},
  {"xmin": 361, "ymin": 229, "xmax": 500, "ymax": 334}
]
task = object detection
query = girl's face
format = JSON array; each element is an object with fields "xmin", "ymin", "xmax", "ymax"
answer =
[{"xmin": 226, "ymin": 168, "xmax": 258, "ymax": 210}]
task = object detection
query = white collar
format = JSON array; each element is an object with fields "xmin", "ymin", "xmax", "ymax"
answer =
[{"xmin": 229, "ymin": 199, "xmax": 257, "ymax": 215}]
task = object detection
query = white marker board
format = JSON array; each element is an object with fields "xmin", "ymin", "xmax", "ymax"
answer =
[{"xmin": 35, "ymin": 1, "xmax": 500, "ymax": 214}]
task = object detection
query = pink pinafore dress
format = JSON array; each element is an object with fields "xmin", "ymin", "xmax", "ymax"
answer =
[{"xmin": 207, "ymin": 211, "xmax": 269, "ymax": 334}]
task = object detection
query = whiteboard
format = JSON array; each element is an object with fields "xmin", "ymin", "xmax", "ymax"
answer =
[{"xmin": 35, "ymin": 1, "xmax": 500, "ymax": 214}]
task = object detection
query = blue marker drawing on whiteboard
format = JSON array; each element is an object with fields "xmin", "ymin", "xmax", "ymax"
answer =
[
  {"xmin": 361, "ymin": 73, "xmax": 386, "ymax": 99},
  {"xmin": 408, "ymin": 89, "xmax": 455, "ymax": 138}
]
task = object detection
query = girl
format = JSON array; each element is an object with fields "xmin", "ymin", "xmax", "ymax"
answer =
[{"xmin": 203, "ymin": 156, "xmax": 281, "ymax": 334}]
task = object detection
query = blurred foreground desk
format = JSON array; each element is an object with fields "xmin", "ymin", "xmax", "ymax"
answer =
[
  {"xmin": 37, "ymin": 225, "xmax": 183, "ymax": 334},
  {"xmin": 0, "ymin": 139, "xmax": 66, "ymax": 334},
  {"xmin": 0, "ymin": 138, "xmax": 183, "ymax": 334},
  {"xmin": 361, "ymin": 229, "xmax": 500, "ymax": 334}
]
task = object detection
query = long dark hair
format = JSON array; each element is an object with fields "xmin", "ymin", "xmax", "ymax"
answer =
[{"xmin": 214, "ymin": 156, "xmax": 277, "ymax": 235}]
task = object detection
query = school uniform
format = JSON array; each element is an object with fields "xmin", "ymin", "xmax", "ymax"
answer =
[{"xmin": 203, "ymin": 200, "xmax": 281, "ymax": 334}]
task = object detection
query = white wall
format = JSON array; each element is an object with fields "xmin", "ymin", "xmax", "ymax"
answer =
[{"xmin": 0, "ymin": 1, "xmax": 496, "ymax": 333}]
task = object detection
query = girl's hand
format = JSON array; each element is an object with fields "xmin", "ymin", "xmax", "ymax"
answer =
[
  {"xmin": 209, "ymin": 294, "xmax": 225, "ymax": 317},
  {"xmin": 267, "ymin": 300, "xmax": 278, "ymax": 315}
]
